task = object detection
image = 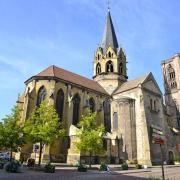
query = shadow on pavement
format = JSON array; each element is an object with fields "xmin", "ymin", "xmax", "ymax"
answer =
[{"xmin": 0, "ymin": 169, "xmax": 150, "ymax": 180}]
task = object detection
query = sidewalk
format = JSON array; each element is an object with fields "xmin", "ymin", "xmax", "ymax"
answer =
[{"xmin": 52, "ymin": 163, "xmax": 180, "ymax": 175}]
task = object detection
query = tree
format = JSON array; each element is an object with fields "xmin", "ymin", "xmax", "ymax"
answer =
[
  {"xmin": 75, "ymin": 112, "xmax": 105, "ymax": 167},
  {"xmin": 24, "ymin": 101, "xmax": 65, "ymax": 166},
  {"xmin": 0, "ymin": 122, "xmax": 4, "ymax": 150},
  {"xmin": 0, "ymin": 106, "xmax": 26, "ymax": 160}
]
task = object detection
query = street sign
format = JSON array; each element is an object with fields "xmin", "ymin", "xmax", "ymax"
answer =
[
  {"xmin": 152, "ymin": 128, "xmax": 163, "ymax": 135},
  {"xmin": 152, "ymin": 138, "xmax": 164, "ymax": 145},
  {"xmin": 177, "ymin": 144, "xmax": 180, "ymax": 152},
  {"xmin": 33, "ymin": 144, "xmax": 39, "ymax": 152},
  {"xmin": 151, "ymin": 125, "xmax": 164, "ymax": 144}
]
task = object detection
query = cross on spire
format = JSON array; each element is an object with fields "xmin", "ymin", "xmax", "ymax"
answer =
[
  {"xmin": 107, "ymin": 0, "xmax": 110, "ymax": 11},
  {"xmin": 101, "ymin": 5, "xmax": 119, "ymax": 53}
]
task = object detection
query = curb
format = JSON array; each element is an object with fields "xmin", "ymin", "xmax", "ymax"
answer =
[{"xmin": 114, "ymin": 169, "xmax": 151, "ymax": 174}]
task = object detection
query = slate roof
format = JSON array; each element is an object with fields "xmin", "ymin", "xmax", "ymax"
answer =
[
  {"xmin": 113, "ymin": 73, "xmax": 150, "ymax": 94},
  {"xmin": 101, "ymin": 10, "xmax": 119, "ymax": 53},
  {"xmin": 25, "ymin": 65, "xmax": 109, "ymax": 96}
]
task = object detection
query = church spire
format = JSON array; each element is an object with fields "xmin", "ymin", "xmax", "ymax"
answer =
[{"xmin": 101, "ymin": 9, "xmax": 119, "ymax": 53}]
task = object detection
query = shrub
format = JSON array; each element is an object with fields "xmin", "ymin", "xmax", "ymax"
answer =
[
  {"xmin": 99, "ymin": 163, "xmax": 107, "ymax": 171},
  {"xmin": 0, "ymin": 163, "xmax": 3, "ymax": 169},
  {"xmin": 77, "ymin": 163, "xmax": 87, "ymax": 172},
  {"xmin": 135, "ymin": 164, "xmax": 143, "ymax": 169},
  {"xmin": 121, "ymin": 162, "xmax": 128, "ymax": 170},
  {"xmin": 174, "ymin": 156, "xmax": 180, "ymax": 162},
  {"xmin": 0, "ymin": 158, "xmax": 6, "ymax": 169},
  {"xmin": 27, "ymin": 158, "xmax": 35, "ymax": 167},
  {"xmin": 4, "ymin": 160, "xmax": 21, "ymax": 173},
  {"xmin": 44, "ymin": 163, "xmax": 55, "ymax": 173}
]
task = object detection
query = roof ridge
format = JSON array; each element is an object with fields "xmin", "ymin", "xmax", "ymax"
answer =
[
  {"xmin": 113, "ymin": 73, "xmax": 151, "ymax": 95},
  {"xmin": 29, "ymin": 65, "xmax": 109, "ymax": 95},
  {"xmin": 53, "ymin": 65, "xmax": 98, "ymax": 83}
]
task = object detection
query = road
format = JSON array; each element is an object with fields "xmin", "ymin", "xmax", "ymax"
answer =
[{"xmin": 0, "ymin": 166, "xmax": 179, "ymax": 180}]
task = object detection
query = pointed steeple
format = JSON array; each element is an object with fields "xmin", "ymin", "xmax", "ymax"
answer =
[{"xmin": 101, "ymin": 9, "xmax": 119, "ymax": 53}]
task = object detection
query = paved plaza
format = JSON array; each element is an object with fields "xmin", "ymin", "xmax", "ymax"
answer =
[{"xmin": 0, "ymin": 166, "xmax": 180, "ymax": 180}]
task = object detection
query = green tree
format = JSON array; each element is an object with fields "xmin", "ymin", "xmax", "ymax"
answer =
[
  {"xmin": 0, "ymin": 122, "xmax": 4, "ymax": 150},
  {"xmin": 24, "ymin": 101, "xmax": 65, "ymax": 165},
  {"xmin": 0, "ymin": 106, "xmax": 26, "ymax": 160},
  {"xmin": 75, "ymin": 112, "xmax": 105, "ymax": 167}
]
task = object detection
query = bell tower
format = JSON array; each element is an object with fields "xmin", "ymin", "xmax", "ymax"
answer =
[
  {"xmin": 161, "ymin": 54, "xmax": 180, "ymax": 128},
  {"xmin": 93, "ymin": 9, "xmax": 127, "ymax": 94}
]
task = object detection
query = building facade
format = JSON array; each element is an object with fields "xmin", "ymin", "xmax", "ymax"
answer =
[{"xmin": 17, "ymin": 9, "xmax": 180, "ymax": 165}]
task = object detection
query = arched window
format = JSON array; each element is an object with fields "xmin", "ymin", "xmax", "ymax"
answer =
[
  {"xmin": 106, "ymin": 61, "xmax": 114, "ymax": 72},
  {"xmin": 119, "ymin": 62, "xmax": 123, "ymax": 74},
  {"xmin": 108, "ymin": 51, "xmax": 111, "ymax": 58},
  {"xmin": 150, "ymin": 99, "xmax": 153, "ymax": 110},
  {"xmin": 113, "ymin": 112, "xmax": 118, "ymax": 131},
  {"xmin": 72, "ymin": 94, "xmax": 81, "ymax": 125},
  {"xmin": 89, "ymin": 98, "xmax": 95, "ymax": 113},
  {"xmin": 103, "ymin": 100, "xmax": 111, "ymax": 132},
  {"xmin": 154, "ymin": 100, "xmax": 156, "ymax": 111},
  {"xmin": 36, "ymin": 86, "xmax": 46, "ymax": 107},
  {"xmin": 167, "ymin": 64, "xmax": 177, "ymax": 89},
  {"xmin": 97, "ymin": 54, "xmax": 100, "ymax": 60},
  {"xmin": 168, "ymin": 64, "xmax": 175, "ymax": 80},
  {"xmin": 56, "ymin": 89, "xmax": 64, "ymax": 121},
  {"xmin": 96, "ymin": 63, "xmax": 101, "ymax": 75}
]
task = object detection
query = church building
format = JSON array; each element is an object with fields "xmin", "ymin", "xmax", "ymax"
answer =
[{"xmin": 17, "ymin": 9, "xmax": 180, "ymax": 165}]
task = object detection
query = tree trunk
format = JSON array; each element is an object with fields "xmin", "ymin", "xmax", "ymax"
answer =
[
  {"xmin": 38, "ymin": 141, "xmax": 43, "ymax": 166},
  {"xmin": 89, "ymin": 152, "xmax": 92, "ymax": 168},
  {"xmin": 10, "ymin": 147, "xmax": 13, "ymax": 161}
]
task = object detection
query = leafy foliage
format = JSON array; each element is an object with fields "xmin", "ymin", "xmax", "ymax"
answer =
[
  {"xmin": 174, "ymin": 156, "xmax": 180, "ymax": 162},
  {"xmin": 75, "ymin": 112, "xmax": 105, "ymax": 167},
  {"xmin": 135, "ymin": 164, "xmax": 143, "ymax": 169},
  {"xmin": 121, "ymin": 162, "xmax": 128, "ymax": 170},
  {"xmin": 24, "ymin": 101, "xmax": 65, "ymax": 165},
  {"xmin": 27, "ymin": 158, "xmax": 35, "ymax": 167},
  {"xmin": 77, "ymin": 163, "xmax": 87, "ymax": 172},
  {"xmin": 99, "ymin": 162, "xmax": 107, "ymax": 171},
  {"xmin": 44, "ymin": 163, "xmax": 55, "ymax": 173},
  {"xmin": 0, "ymin": 106, "xmax": 26, "ymax": 159},
  {"xmin": 4, "ymin": 160, "xmax": 21, "ymax": 173}
]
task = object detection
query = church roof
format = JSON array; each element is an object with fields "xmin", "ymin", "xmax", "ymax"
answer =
[
  {"xmin": 26, "ymin": 65, "xmax": 109, "ymax": 96},
  {"xmin": 101, "ymin": 10, "xmax": 119, "ymax": 52},
  {"xmin": 113, "ymin": 73, "xmax": 150, "ymax": 94}
]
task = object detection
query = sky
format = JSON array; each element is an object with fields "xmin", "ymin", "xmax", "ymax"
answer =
[{"xmin": 0, "ymin": 0, "xmax": 180, "ymax": 120}]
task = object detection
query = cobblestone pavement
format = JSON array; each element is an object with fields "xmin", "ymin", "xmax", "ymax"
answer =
[{"xmin": 0, "ymin": 167, "xmax": 180, "ymax": 180}]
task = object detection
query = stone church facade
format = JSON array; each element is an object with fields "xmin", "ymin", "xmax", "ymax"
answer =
[{"xmin": 17, "ymin": 10, "xmax": 180, "ymax": 165}]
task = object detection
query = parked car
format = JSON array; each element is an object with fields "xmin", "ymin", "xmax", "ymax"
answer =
[{"xmin": 0, "ymin": 152, "xmax": 10, "ymax": 161}]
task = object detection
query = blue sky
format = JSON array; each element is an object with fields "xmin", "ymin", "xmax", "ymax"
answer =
[{"xmin": 0, "ymin": 0, "xmax": 180, "ymax": 120}]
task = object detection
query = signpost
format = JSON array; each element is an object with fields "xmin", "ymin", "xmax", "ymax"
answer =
[
  {"xmin": 151, "ymin": 125, "xmax": 165, "ymax": 180},
  {"xmin": 33, "ymin": 144, "xmax": 39, "ymax": 166}
]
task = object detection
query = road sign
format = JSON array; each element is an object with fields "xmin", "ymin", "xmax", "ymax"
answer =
[
  {"xmin": 151, "ymin": 125, "xmax": 164, "ymax": 144},
  {"xmin": 152, "ymin": 138, "xmax": 164, "ymax": 145},
  {"xmin": 33, "ymin": 144, "xmax": 39, "ymax": 152},
  {"xmin": 177, "ymin": 144, "xmax": 180, "ymax": 152}
]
